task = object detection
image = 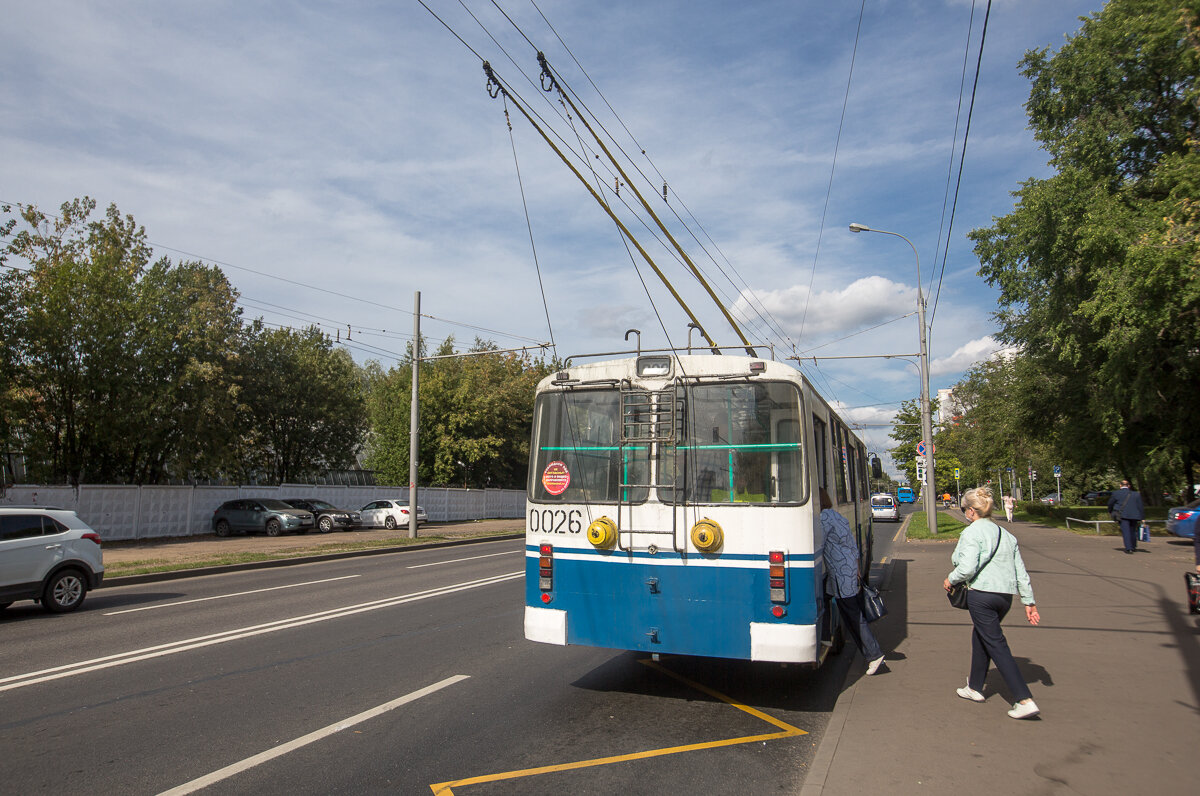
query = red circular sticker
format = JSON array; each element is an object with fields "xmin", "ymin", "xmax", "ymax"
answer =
[{"xmin": 542, "ymin": 461, "xmax": 571, "ymax": 495}]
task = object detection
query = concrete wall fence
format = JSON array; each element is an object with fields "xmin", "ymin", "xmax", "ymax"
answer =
[{"xmin": 0, "ymin": 484, "xmax": 527, "ymax": 542}]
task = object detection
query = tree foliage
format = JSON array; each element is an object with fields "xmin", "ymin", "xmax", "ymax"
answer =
[
  {"xmin": 968, "ymin": 0, "xmax": 1200, "ymax": 500},
  {"xmin": 1, "ymin": 199, "xmax": 367, "ymax": 486},
  {"xmin": 234, "ymin": 323, "xmax": 368, "ymax": 484},
  {"xmin": 364, "ymin": 337, "xmax": 554, "ymax": 489},
  {"xmin": 3, "ymin": 198, "xmax": 554, "ymax": 490}
]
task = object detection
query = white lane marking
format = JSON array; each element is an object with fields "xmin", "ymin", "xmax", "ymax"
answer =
[
  {"xmin": 407, "ymin": 551, "xmax": 521, "ymax": 568},
  {"xmin": 103, "ymin": 575, "xmax": 362, "ymax": 615},
  {"xmin": 0, "ymin": 572, "xmax": 521, "ymax": 693},
  {"xmin": 156, "ymin": 675, "xmax": 470, "ymax": 796}
]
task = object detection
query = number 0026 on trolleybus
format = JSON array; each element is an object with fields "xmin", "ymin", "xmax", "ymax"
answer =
[{"xmin": 523, "ymin": 351, "xmax": 876, "ymax": 665}]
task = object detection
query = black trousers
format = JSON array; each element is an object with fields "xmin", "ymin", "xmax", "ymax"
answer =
[
  {"xmin": 966, "ymin": 590, "xmax": 1032, "ymax": 702},
  {"xmin": 835, "ymin": 591, "xmax": 883, "ymax": 661},
  {"xmin": 1119, "ymin": 518, "xmax": 1140, "ymax": 551}
]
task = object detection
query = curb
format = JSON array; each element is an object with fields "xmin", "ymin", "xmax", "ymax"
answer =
[
  {"xmin": 100, "ymin": 533, "xmax": 525, "ymax": 587},
  {"xmin": 799, "ymin": 554, "xmax": 895, "ymax": 795}
]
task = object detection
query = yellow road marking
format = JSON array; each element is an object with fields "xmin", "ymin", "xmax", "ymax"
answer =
[{"xmin": 428, "ymin": 657, "xmax": 807, "ymax": 794}]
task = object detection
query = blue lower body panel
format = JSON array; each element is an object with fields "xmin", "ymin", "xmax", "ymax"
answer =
[{"xmin": 526, "ymin": 553, "xmax": 819, "ymax": 660}]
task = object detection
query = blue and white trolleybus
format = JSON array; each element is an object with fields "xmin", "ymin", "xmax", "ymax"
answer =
[{"xmin": 523, "ymin": 351, "xmax": 875, "ymax": 665}]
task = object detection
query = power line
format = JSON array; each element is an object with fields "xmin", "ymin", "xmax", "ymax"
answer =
[
  {"xmin": 797, "ymin": 0, "xmax": 868, "ymax": 350},
  {"xmin": 929, "ymin": 0, "xmax": 993, "ymax": 330},
  {"xmin": 1, "ymin": 198, "xmax": 545, "ymax": 347},
  {"xmin": 475, "ymin": 2, "xmax": 789, "ymax": 351}
]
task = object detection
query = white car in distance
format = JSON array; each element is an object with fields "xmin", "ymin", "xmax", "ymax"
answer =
[
  {"xmin": 360, "ymin": 500, "xmax": 428, "ymax": 530},
  {"xmin": 870, "ymin": 493, "xmax": 900, "ymax": 523}
]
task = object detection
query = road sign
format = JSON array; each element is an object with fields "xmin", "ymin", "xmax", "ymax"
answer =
[
  {"xmin": 916, "ymin": 440, "xmax": 935, "ymax": 457},
  {"xmin": 954, "ymin": 467, "xmax": 961, "ymax": 479},
  {"xmin": 1054, "ymin": 465, "xmax": 1061, "ymax": 477}
]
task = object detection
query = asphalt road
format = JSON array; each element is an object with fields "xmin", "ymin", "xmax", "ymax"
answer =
[{"xmin": 0, "ymin": 534, "xmax": 894, "ymax": 795}]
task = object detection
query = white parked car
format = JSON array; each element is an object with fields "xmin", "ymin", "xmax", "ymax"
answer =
[
  {"xmin": 0, "ymin": 506, "xmax": 105, "ymax": 613},
  {"xmin": 870, "ymin": 493, "xmax": 900, "ymax": 522},
  {"xmin": 360, "ymin": 500, "xmax": 428, "ymax": 530}
]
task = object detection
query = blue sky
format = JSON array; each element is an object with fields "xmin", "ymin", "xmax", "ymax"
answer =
[{"xmin": 1, "ymin": 0, "xmax": 1103, "ymax": 473}]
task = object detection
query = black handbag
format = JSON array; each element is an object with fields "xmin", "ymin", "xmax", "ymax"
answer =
[
  {"xmin": 860, "ymin": 579, "xmax": 887, "ymax": 622},
  {"xmin": 948, "ymin": 529, "xmax": 1002, "ymax": 609}
]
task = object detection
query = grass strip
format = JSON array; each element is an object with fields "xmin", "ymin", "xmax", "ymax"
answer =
[
  {"xmin": 104, "ymin": 530, "xmax": 517, "ymax": 577},
  {"xmin": 904, "ymin": 511, "xmax": 968, "ymax": 540}
]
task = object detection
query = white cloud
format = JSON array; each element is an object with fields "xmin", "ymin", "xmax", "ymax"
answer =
[
  {"xmin": 737, "ymin": 276, "xmax": 917, "ymax": 341},
  {"xmin": 929, "ymin": 336, "xmax": 1017, "ymax": 376}
]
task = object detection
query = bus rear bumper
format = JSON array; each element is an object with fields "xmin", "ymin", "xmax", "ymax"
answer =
[
  {"xmin": 525, "ymin": 606, "xmax": 568, "ymax": 645},
  {"xmin": 750, "ymin": 622, "xmax": 817, "ymax": 663}
]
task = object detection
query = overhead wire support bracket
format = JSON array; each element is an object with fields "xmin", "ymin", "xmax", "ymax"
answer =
[
  {"xmin": 536, "ymin": 52, "xmax": 756, "ymax": 357},
  {"xmin": 481, "ymin": 60, "xmax": 720, "ymax": 353}
]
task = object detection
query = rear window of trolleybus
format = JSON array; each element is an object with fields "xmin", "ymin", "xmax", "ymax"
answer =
[{"xmin": 528, "ymin": 382, "xmax": 807, "ymax": 505}]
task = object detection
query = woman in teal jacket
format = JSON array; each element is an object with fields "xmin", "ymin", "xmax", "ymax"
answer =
[{"xmin": 943, "ymin": 486, "xmax": 1042, "ymax": 719}]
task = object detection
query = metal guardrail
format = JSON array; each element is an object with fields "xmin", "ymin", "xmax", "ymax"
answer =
[{"xmin": 1065, "ymin": 517, "xmax": 1165, "ymax": 535}]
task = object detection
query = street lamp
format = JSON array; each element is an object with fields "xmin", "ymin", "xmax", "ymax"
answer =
[{"xmin": 849, "ymin": 222, "xmax": 937, "ymax": 537}]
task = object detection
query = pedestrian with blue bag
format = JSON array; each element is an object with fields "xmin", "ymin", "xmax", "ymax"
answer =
[{"xmin": 1107, "ymin": 479, "xmax": 1145, "ymax": 554}]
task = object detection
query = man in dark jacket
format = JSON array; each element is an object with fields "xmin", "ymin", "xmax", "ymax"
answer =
[{"xmin": 1107, "ymin": 480, "xmax": 1146, "ymax": 554}]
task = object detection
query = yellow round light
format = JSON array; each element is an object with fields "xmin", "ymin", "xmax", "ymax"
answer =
[
  {"xmin": 586, "ymin": 516, "xmax": 617, "ymax": 548},
  {"xmin": 690, "ymin": 518, "xmax": 723, "ymax": 552}
]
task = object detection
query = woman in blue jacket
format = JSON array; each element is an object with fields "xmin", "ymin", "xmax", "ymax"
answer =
[
  {"xmin": 943, "ymin": 486, "xmax": 1042, "ymax": 719},
  {"xmin": 820, "ymin": 488, "xmax": 885, "ymax": 675}
]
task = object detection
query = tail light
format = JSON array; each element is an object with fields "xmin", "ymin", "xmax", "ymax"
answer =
[
  {"xmin": 768, "ymin": 550, "xmax": 787, "ymax": 608},
  {"xmin": 538, "ymin": 543, "xmax": 554, "ymax": 600},
  {"xmin": 82, "ymin": 532, "xmax": 102, "ymax": 546}
]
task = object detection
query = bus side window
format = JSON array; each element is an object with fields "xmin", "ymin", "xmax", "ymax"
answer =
[{"xmin": 812, "ymin": 416, "xmax": 827, "ymax": 492}]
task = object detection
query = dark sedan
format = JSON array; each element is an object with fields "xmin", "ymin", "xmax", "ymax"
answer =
[
  {"xmin": 282, "ymin": 498, "xmax": 362, "ymax": 533},
  {"xmin": 211, "ymin": 499, "xmax": 315, "ymax": 537}
]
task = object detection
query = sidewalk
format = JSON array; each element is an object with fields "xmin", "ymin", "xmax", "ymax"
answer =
[{"xmin": 802, "ymin": 518, "xmax": 1197, "ymax": 795}]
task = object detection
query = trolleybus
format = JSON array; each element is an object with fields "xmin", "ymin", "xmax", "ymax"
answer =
[
  {"xmin": 524, "ymin": 350, "xmax": 875, "ymax": 664},
  {"xmin": 896, "ymin": 485, "xmax": 916, "ymax": 503}
]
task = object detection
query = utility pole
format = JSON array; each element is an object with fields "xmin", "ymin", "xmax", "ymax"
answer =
[
  {"xmin": 408, "ymin": 291, "xmax": 420, "ymax": 539},
  {"xmin": 849, "ymin": 223, "xmax": 936, "ymax": 536}
]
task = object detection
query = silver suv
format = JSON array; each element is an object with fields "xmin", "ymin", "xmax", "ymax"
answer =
[{"xmin": 0, "ymin": 506, "xmax": 105, "ymax": 613}]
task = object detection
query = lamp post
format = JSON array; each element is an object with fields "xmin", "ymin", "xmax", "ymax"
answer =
[{"xmin": 849, "ymin": 222, "xmax": 937, "ymax": 537}]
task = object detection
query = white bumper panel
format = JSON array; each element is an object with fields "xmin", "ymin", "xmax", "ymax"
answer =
[
  {"xmin": 750, "ymin": 622, "xmax": 818, "ymax": 663},
  {"xmin": 525, "ymin": 606, "xmax": 568, "ymax": 645}
]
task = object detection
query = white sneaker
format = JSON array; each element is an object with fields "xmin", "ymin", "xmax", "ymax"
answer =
[
  {"xmin": 1007, "ymin": 699, "xmax": 1040, "ymax": 719},
  {"xmin": 956, "ymin": 685, "xmax": 986, "ymax": 702},
  {"xmin": 866, "ymin": 655, "xmax": 885, "ymax": 675}
]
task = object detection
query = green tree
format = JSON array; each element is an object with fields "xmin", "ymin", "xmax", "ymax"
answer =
[
  {"xmin": 887, "ymin": 396, "xmax": 940, "ymax": 492},
  {"xmin": 969, "ymin": 0, "xmax": 1200, "ymax": 502},
  {"xmin": 0, "ymin": 208, "xmax": 19, "ymax": 484},
  {"xmin": 363, "ymin": 337, "xmax": 553, "ymax": 489},
  {"xmin": 2, "ymin": 199, "xmax": 250, "ymax": 485},
  {"xmin": 3, "ymin": 198, "xmax": 151, "ymax": 484},
  {"xmin": 235, "ymin": 322, "xmax": 368, "ymax": 484},
  {"xmin": 128, "ymin": 260, "xmax": 244, "ymax": 481}
]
